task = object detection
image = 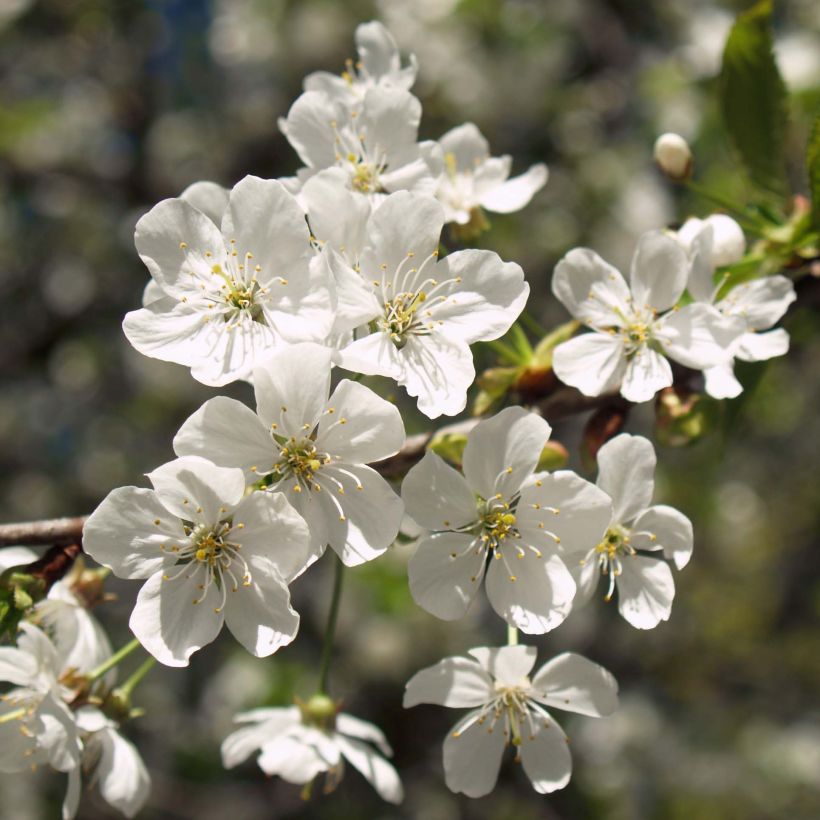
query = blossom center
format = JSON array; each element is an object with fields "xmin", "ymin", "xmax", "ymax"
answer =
[
  {"xmin": 379, "ymin": 291, "xmax": 427, "ymax": 347},
  {"xmin": 481, "ymin": 506, "xmax": 518, "ymax": 546},
  {"xmin": 592, "ymin": 525, "xmax": 635, "ymax": 601},
  {"xmin": 275, "ymin": 438, "xmax": 331, "ymax": 492}
]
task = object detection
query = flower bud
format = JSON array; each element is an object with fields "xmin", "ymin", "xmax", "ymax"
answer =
[
  {"xmin": 653, "ymin": 133, "xmax": 693, "ymax": 182},
  {"xmin": 704, "ymin": 214, "xmax": 745, "ymax": 266}
]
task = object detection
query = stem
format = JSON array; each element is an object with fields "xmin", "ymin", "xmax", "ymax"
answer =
[
  {"xmin": 117, "ymin": 656, "xmax": 156, "ymax": 698},
  {"xmin": 519, "ymin": 310, "xmax": 547, "ymax": 337},
  {"xmin": 683, "ymin": 181, "xmax": 763, "ymax": 231},
  {"xmin": 317, "ymin": 555, "xmax": 345, "ymax": 695},
  {"xmin": 507, "ymin": 624, "xmax": 519, "ymax": 646},
  {"xmin": 86, "ymin": 638, "xmax": 141, "ymax": 682}
]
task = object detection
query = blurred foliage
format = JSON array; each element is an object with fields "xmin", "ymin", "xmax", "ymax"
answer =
[{"xmin": 1, "ymin": 0, "xmax": 819, "ymax": 819}]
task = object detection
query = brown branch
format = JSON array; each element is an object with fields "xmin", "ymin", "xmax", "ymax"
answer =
[{"xmin": 0, "ymin": 516, "xmax": 87, "ymax": 548}]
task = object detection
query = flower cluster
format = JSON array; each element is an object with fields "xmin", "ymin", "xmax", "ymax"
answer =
[{"xmin": 1, "ymin": 15, "xmax": 801, "ymax": 815}]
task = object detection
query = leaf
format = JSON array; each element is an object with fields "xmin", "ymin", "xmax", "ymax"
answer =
[
  {"xmin": 719, "ymin": 0, "xmax": 788, "ymax": 194},
  {"xmin": 807, "ymin": 117, "xmax": 820, "ymax": 229}
]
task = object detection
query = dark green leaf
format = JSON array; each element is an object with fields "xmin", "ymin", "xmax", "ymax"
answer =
[{"xmin": 719, "ymin": 0, "xmax": 788, "ymax": 194}]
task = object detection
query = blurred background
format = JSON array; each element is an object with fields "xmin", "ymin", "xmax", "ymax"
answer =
[{"xmin": 1, "ymin": 0, "xmax": 819, "ymax": 817}]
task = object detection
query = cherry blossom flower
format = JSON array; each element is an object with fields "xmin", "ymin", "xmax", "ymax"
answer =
[
  {"xmin": 433, "ymin": 123, "xmax": 547, "ymax": 226},
  {"xmin": 279, "ymin": 87, "xmax": 439, "ymax": 198},
  {"xmin": 83, "ymin": 456, "xmax": 310, "ymax": 666},
  {"xmin": 551, "ymin": 230, "xmax": 743, "ymax": 403},
  {"xmin": 304, "ymin": 21, "xmax": 418, "ymax": 102},
  {"xmin": 63, "ymin": 707, "xmax": 150, "ymax": 820},
  {"xmin": 0, "ymin": 622, "xmax": 81, "ymax": 777},
  {"xmin": 565, "ymin": 434, "xmax": 693, "ymax": 629},
  {"xmin": 402, "ymin": 407, "xmax": 611, "ymax": 632},
  {"xmin": 123, "ymin": 175, "xmax": 334, "ymax": 386},
  {"xmin": 337, "ymin": 191, "xmax": 529, "ymax": 417},
  {"xmin": 221, "ymin": 697, "xmax": 403, "ymax": 804},
  {"xmin": 404, "ymin": 645, "xmax": 618, "ymax": 797},
  {"xmin": 173, "ymin": 342, "xmax": 405, "ymax": 568},
  {"xmin": 677, "ymin": 218, "xmax": 795, "ymax": 399}
]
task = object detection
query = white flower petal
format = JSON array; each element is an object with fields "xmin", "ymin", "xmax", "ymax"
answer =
[
  {"xmin": 363, "ymin": 191, "xmax": 442, "ymax": 281},
  {"xmin": 302, "ymin": 169, "xmax": 370, "ymax": 257},
  {"xmin": 659, "ymin": 303, "xmax": 743, "ymax": 369},
  {"xmin": 631, "ymin": 504, "xmax": 693, "ymax": 569},
  {"xmin": 595, "ymin": 434, "xmax": 656, "ymax": 524},
  {"xmin": 401, "ymin": 450, "xmax": 478, "ymax": 531},
  {"xmin": 408, "ymin": 532, "xmax": 485, "ymax": 620},
  {"xmin": 620, "ymin": 347, "xmax": 673, "ymax": 403},
  {"xmin": 223, "ymin": 572, "xmax": 299, "ymax": 658},
  {"xmin": 129, "ymin": 569, "xmax": 224, "ymax": 667},
  {"xmin": 684, "ymin": 221, "xmax": 716, "ymax": 303},
  {"xmin": 322, "ymin": 249, "xmax": 382, "ymax": 332},
  {"xmin": 221, "ymin": 175, "xmax": 311, "ymax": 280},
  {"xmin": 134, "ymin": 198, "xmax": 224, "ymax": 295},
  {"xmin": 467, "ymin": 645, "xmax": 537, "ymax": 684},
  {"xmin": 336, "ymin": 712, "xmax": 392, "ymax": 756},
  {"xmin": 429, "ymin": 249, "xmax": 529, "ymax": 344},
  {"xmin": 338, "ymin": 332, "xmax": 403, "ymax": 380},
  {"xmin": 335, "ymin": 735, "xmax": 403, "ymax": 804},
  {"xmin": 438, "ymin": 123, "xmax": 490, "ymax": 168},
  {"xmin": 516, "ymin": 471, "xmax": 613, "ymax": 557},
  {"xmin": 221, "ymin": 707, "xmax": 301, "ymax": 768},
  {"xmin": 718, "ymin": 275, "xmax": 795, "ymax": 330},
  {"xmin": 180, "ymin": 180, "xmax": 229, "ymax": 224},
  {"xmin": 403, "ymin": 656, "xmax": 494, "ymax": 708},
  {"xmin": 531, "ymin": 652, "xmax": 619, "ymax": 717},
  {"xmin": 37, "ymin": 694, "xmax": 82, "ymax": 773},
  {"xmin": 479, "ymin": 163, "xmax": 548, "ymax": 213},
  {"xmin": 485, "ymin": 553, "xmax": 576, "ymax": 634},
  {"xmin": 281, "ymin": 91, "xmax": 344, "ymax": 169},
  {"xmin": 257, "ymin": 735, "xmax": 329, "ymax": 783},
  {"xmin": 318, "ymin": 379, "xmax": 404, "ymax": 463},
  {"xmin": 552, "ymin": 333, "xmax": 626, "ymax": 397},
  {"xmin": 551, "ymin": 248, "xmax": 631, "ymax": 327},
  {"xmin": 442, "ymin": 708, "xmax": 506, "ymax": 798},
  {"xmin": 95, "ymin": 726, "xmax": 151, "ymax": 818},
  {"xmin": 147, "ymin": 456, "xmax": 246, "ymax": 524},
  {"xmin": 736, "ymin": 328, "xmax": 790, "ymax": 361},
  {"xmin": 173, "ymin": 396, "xmax": 274, "ymax": 480},
  {"xmin": 231, "ymin": 491, "xmax": 311, "ymax": 583},
  {"xmin": 703, "ymin": 363, "xmax": 743, "ymax": 399},
  {"xmin": 704, "ymin": 214, "xmax": 745, "ymax": 266},
  {"xmin": 518, "ymin": 714, "xmax": 572, "ymax": 794},
  {"xmin": 62, "ymin": 766, "xmax": 81, "ymax": 820},
  {"xmin": 0, "ymin": 646, "xmax": 38, "ymax": 688},
  {"xmin": 398, "ymin": 332, "xmax": 474, "ymax": 419},
  {"xmin": 616, "ymin": 555, "xmax": 675, "ymax": 629},
  {"xmin": 0, "ymin": 546, "xmax": 37, "ymax": 572},
  {"xmin": 629, "ymin": 230, "xmax": 688, "ymax": 311},
  {"xmin": 462, "ymin": 407, "xmax": 551, "ymax": 501},
  {"xmin": 80, "ymin": 486, "xmax": 184, "ymax": 579}
]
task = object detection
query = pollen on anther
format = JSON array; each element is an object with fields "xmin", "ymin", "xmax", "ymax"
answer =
[{"xmin": 153, "ymin": 519, "xmax": 161, "ymax": 526}]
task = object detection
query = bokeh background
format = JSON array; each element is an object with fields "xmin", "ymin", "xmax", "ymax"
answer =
[{"xmin": 1, "ymin": 0, "xmax": 819, "ymax": 818}]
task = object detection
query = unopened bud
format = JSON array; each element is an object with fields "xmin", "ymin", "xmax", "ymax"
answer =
[
  {"xmin": 653, "ymin": 133, "xmax": 693, "ymax": 182},
  {"xmin": 704, "ymin": 214, "xmax": 745, "ymax": 266}
]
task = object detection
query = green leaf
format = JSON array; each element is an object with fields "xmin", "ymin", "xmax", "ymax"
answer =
[
  {"xmin": 719, "ymin": 0, "xmax": 788, "ymax": 194},
  {"xmin": 807, "ymin": 117, "xmax": 820, "ymax": 229}
]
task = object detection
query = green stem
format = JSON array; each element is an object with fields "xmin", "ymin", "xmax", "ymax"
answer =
[
  {"xmin": 507, "ymin": 624, "xmax": 519, "ymax": 646},
  {"xmin": 317, "ymin": 555, "xmax": 345, "ymax": 695},
  {"xmin": 683, "ymin": 181, "xmax": 763, "ymax": 231},
  {"xmin": 519, "ymin": 310, "xmax": 547, "ymax": 337},
  {"xmin": 86, "ymin": 638, "xmax": 141, "ymax": 682},
  {"xmin": 117, "ymin": 656, "xmax": 156, "ymax": 698}
]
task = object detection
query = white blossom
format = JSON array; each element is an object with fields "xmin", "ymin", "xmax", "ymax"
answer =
[
  {"xmin": 123, "ymin": 175, "xmax": 334, "ymax": 386},
  {"xmin": 565, "ymin": 434, "xmax": 693, "ymax": 629},
  {"xmin": 83, "ymin": 456, "xmax": 311, "ymax": 666},
  {"xmin": 551, "ymin": 230, "xmax": 742, "ymax": 403},
  {"xmin": 337, "ymin": 191, "xmax": 529, "ymax": 417},
  {"xmin": 63, "ymin": 707, "xmax": 150, "ymax": 820},
  {"xmin": 304, "ymin": 21, "xmax": 418, "ymax": 103},
  {"xmin": 404, "ymin": 645, "xmax": 618, "ymax": 797},
  {"xmin": 221, "ymin": 701, "xmax": 403, "ymax": 804},
  {"xmin": 653, "ymin": 132, "xmax": 693, "ymax": 181},
  {"xmin": 402, "ymin": 407, "xmax": 612, "ymax": 632},
  {"xmin": 433, "ymin": 123, "xmax": 547, "ymax": 225},
  {"xmin": 0, "ymin": 622, "xmax": 81, "ymax": 777},
  {"xmin": 677, "ymin": 218, "xmax": 795, "ymax": 398},
  {"xmin": 279, "ymin": 87, "xmax": 439, "ymax": 199},
  {"xmin": 173, "ymin": 342, "xmax": 405, "ymax": 568}
]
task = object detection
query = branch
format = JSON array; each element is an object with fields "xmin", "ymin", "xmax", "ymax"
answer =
[{"xmin": 0, "ymin": 516, "xmax": 87, "ymax": 548}]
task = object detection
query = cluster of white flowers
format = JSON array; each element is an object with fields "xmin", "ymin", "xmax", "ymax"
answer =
[
  {"xmin": 0, "ymin": 552, "xmax": 149, "ymax": 818},
  {"xmin": 1, "ymin": 18, "xmax": 800, "ymax": 814},
  {"xmin": 551, "ymin": 216, "xmax": 795, "ymax": 403}
]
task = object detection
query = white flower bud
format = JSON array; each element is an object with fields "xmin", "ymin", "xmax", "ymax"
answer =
[
  {"xmin": 704, "ymin": 214, "xmax": 745, "ymax": 266},
  {"xmin": 653, "ymin": 132, "xmax": 693, "ymax": 181}
]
